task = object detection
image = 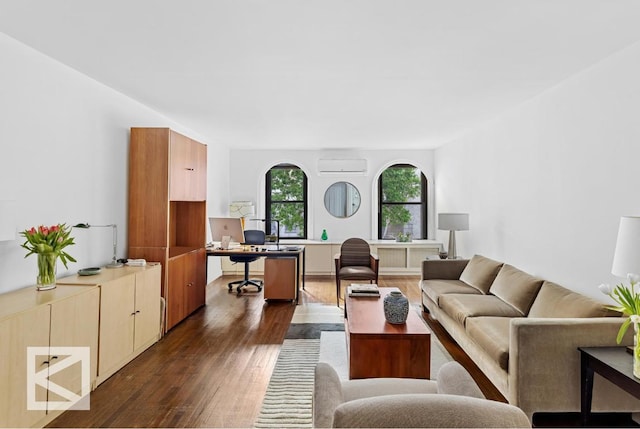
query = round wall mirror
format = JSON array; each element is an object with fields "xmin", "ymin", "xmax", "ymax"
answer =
[{"xmin": 324, "ymin": 182, "xmax": 361, "ymax": 218}]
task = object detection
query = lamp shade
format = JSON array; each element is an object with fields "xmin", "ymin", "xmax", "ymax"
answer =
[
  {"xmin": 438, "ymin": 213, "xmax": 469, "ymax": 231},
  {"xmin": 229, "ymin": 201, "xmax": 255, "ymax": 218},
  {"xmin": 611, "ymin": 216, "xmax": 640, "ymax": 278}
]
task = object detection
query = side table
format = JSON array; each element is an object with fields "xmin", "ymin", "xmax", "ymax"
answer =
[{"xmin": 578, "ymin": 346, "xmax": 640, "ymax": 425}]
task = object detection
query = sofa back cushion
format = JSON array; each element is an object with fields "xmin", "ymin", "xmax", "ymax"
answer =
[
  {"xmin": 528, "ymin": 281, "xmax": 619, "ymax": 318},
  {"xmin": 459, "ymin": 255, "xmax": 504, "ymax": 294},
  {"xmin": 489, "ymin": 264, "xmax": 543, "ymax": 316}
]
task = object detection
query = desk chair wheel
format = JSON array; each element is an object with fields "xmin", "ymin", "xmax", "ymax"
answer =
[{"xmin": 229, "ymin": 278, "xmax": 264, "ymax": 295}]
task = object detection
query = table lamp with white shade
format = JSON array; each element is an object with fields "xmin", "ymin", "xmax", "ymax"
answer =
[
  {"xmin": 438, "ymin": 213, "xmax": 469, "ymax": 259},
  {"xmin": 611, "ymin": 216, "xmax": 640, "ymax": 278}
]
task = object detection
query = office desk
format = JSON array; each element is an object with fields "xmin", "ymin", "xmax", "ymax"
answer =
[{"xmin": 207, "ymin": 245, "xmax": 305, "ymax": 303}]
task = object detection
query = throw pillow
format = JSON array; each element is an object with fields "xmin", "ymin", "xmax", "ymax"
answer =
[
  {"xmin": 459, "ymin": 254, "xmax": 504, "ymax": 294},
  {"xmin": 489, "ymin": 264, "xmax": 544, "ymax": 316},
  {"xmin": 528, "ymin": 281, "xmax": 619, "ymax": 318}
]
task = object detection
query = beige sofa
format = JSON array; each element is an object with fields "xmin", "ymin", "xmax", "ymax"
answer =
[
  {"xmin": 420, "ymin": 254, "xmax": 639, "ymax": 419},
  {"xmin": 313, "ymin": 361, "xmax": 531, "ymax": 428}
]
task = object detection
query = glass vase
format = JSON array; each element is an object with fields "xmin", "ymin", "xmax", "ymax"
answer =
[
  {"xmin": 634, "ymin": 322, "xmax": 640, "ymax": 379},
  {"xmin": 321, "ymin": 229, "xmax": 328, "ymax": 241},
  {"xmin": 37, "ymin": 252, "xmax": 57, "ymax": 291}
]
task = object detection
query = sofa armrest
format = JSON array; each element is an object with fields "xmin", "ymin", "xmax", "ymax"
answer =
[
  {"xmin": 333, "ymin": 394, "xmax": 531, "ymax": 428},
  {"xmin": 314, "ymin": 363, "xmax": 344, "ymax": 428},
  {"xmin": 508, "ymin": 317, "xmax": 634, "ymax": 416},
  {"xmin": 421, "ymin": 259, "xmax": 469, "ymax": 280}
]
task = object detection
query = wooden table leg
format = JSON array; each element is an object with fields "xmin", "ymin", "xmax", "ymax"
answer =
[{"xmin": 581, "ymin": 352, "xmax": 595, "ymax": 426}]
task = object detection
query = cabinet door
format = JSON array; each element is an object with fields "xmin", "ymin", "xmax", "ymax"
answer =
[
  {"xmin": 305, "ymin": 244, "xmax": 332, "ymax": 274},
  {"xmin": 185, "ymin": 249, "xmax": 206, "ymax": 315},
  {"xmin": 167, "ymin": 256, "xmax": 187, "ymax": 330},
  {"xmin": 133, "ymin": 266, "xmax": 162, "ymax": 351},
  {"xmin": 169, "ymin": 130, "xmax": 192, "ymax": 201},
  {"xmin": 0, "ymin": 305, "xmax": 50, "ymax": 428},
  {"xmin": 98, "ymin": 276, "xmax": 136, "ymax": 378},
  {"xmin": 191, "ymin": 140, "xmax": 207, "ymax": 201},
  {"xmin": 49, "ymin": 287, "xmax": 100, "ymax": 399}
]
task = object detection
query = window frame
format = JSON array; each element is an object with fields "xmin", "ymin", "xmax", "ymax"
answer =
[
  {"xmin": 265, "ymin": 164, "xmax": 308, "ymax": 240},
  {"xmin": 377, "ymin": 163, "xmax": 428, "ymax": 239}
]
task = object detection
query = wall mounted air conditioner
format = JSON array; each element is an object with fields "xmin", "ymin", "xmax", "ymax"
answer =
[{"xmin": 317, "ymin": 159, "xmax": 367, "ymax": 175}]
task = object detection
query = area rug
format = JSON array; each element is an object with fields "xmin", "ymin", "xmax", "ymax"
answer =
[{"xmin": 254, "ymin": 304, "xmax": 453, "ymax": 428}]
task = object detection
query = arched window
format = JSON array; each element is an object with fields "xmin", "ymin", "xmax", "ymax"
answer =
[
  {"xmin": 265, "ymin": 164, "xmax": 308, "ymax": 239},
  {"xmin": 378, "ymin": 164, "xmax": 428, "ymax": 240}
]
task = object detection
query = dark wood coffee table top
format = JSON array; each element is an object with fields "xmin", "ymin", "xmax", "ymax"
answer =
[{"xmin": 345, "ymin": 287, "xmax": 431, "ymax": 337}]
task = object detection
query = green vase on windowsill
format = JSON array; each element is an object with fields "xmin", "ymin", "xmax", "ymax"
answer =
[{"xmin": 321, "ymin": 229, "xmax": 328, "ymax": 241}]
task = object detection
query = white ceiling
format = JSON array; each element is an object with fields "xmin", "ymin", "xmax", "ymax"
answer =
[{"xmin": 2, "ymin": 0, "xmax": 640, "ymax": 150}]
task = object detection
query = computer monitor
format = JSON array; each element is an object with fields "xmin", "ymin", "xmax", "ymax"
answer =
[{"xmin": 209, "ymin": 217, "xmax": 245, "ymax": 246}]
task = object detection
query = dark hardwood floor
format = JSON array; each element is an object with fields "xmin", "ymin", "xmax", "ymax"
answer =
[{"xmin": 46, "ymin": 275, "xmax": 528, "ymax": 427}]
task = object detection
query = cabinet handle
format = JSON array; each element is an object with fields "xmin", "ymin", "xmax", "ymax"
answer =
[
  {"xmin": 42, "ymin": 356, "xmax": 58, "ymax": 365},
  {"xmin": 186, "ymin": 167, "xmax": 195, "ymax": 171},
  {"xmin": 131, "ymin": 310, "xmax": 141, "ymax": 315},
  {"xmin": 187, "ymin": 282, "xmax": 193, "ymax": 287}
]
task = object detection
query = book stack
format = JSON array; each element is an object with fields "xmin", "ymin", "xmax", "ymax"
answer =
[{"xmin": 347, "ymin": 283, "xmax": 380, "ymax": 297}]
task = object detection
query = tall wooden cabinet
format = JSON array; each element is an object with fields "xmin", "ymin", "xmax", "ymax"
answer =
[{"xmin": 128, "ymin": 128, "xmax": 207, "ymax": 331}]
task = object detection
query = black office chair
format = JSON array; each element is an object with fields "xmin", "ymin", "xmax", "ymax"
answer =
[{"xmin": 228, "ymin": 229, "xmax": 266, "ymax": 295}]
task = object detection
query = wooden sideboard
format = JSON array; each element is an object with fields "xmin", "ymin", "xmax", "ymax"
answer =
[
  {"xmin": 0, "ymin": 284, "xmax": 100, "ymax": 428},
  {"xmin": 57, "ymin": 264, "xmax": 162, "ymax": 385},
  {"xmin": 220, "ymin": 240, "xmax": 442, "ymax": 276},
  {"xmin": 0, "ymin": 264, "xmax": 162, "ymax": 428}
]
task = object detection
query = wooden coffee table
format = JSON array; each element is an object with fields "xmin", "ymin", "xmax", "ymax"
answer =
[{"xmin": 345, "ymin": 287, "xmax": 431, "ymax": 379}]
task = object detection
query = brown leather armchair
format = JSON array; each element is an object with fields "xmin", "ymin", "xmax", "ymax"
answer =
[{"xmin": 334, "ymin": 238, "xmax": 379, "ymax": 306}]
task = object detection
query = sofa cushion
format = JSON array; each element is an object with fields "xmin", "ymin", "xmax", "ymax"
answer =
[
  {"xmin": 489, "ymin": 264, "xmax": 544, "ymax": 316},
  {"xmin": 465, "ymin": 317, "xmax": 511, "ymax": 371},
  {"xmin": 439, "ymin": 294, "xmax": 523, "ymax": 326},
  {"xmin": 459, "ymin": 255, "xmax": 504, "ymax": 294},
  {"xmin": 421, "ymin": 279, "xmax": 481, "ymax": 306},
  {"xmin": 528, "ymin": 281, "xmax": 618, "ymax": 318}
]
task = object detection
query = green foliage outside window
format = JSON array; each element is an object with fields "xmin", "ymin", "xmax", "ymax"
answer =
[
  {"xmin": 269, "ymin": 167, "xmax": 306, "ymax": 237},
  {"xmin": 381, "ymin": 166, "xmax": 422, "ymax": 238}
]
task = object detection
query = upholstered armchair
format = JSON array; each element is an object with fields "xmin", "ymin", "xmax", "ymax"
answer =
[
  {"xmin": 313, "ymin": 361, "xmax": 530, "ymax": 428},
  {"xmin": 334, "ymin": 238, "xmax": 379, "ymax": 306}
]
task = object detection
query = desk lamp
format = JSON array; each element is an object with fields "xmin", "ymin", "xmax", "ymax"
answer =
[
  {"xmin": 73, "ymin": 223, "xmax": 123, "ymax": 268},
  {"xmin": 437, "ymin": 213, "xmax": 469, "ymax": 259}
]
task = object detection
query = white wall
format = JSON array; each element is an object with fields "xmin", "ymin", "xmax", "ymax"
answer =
[
  {"xmin": 435, "ymin": 41, "xmax": 640, "ymax": 299},
  {"xmin": 228, "ymin": 150, "xmax": 435, "ymax": 242},
  {"xmin": 0, "ymin": 33, "xmax": 229, "ymax": 293}
]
